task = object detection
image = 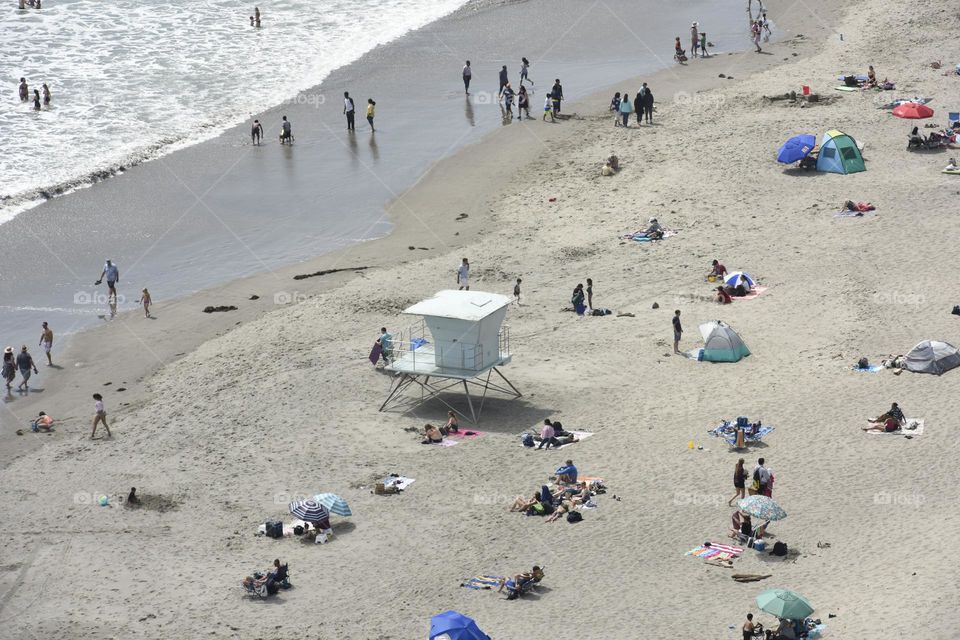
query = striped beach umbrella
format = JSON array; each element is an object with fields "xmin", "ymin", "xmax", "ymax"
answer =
[
  {"xmin": 288, "ymin": 499, "xmax": 329, "ymax": 522},
  {"xmin": 313, "ymin": 493, "xmax": 352, "ymax": 517},
  {"xmin": 724, "ymin": 271, "xmax": 755, "ymax": 288},
  {"xmin": 738, "ymin": 495, "xmax": 787, "ymax": 521}
]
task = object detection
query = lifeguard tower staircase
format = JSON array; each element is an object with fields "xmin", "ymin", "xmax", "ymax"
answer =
[{"xmin": 379, "ymin": 290, "xmax": 521, "ymax": 423}]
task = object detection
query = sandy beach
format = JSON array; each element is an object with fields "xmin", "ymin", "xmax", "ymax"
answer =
[{"xmin": 4, "ymin": 0, "xmax": 960, "ymax": 637}]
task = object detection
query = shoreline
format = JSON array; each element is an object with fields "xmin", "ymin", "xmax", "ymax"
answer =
[{"xmin": 0, "ymin": 0, "xmax": 834, "ymax": 462}]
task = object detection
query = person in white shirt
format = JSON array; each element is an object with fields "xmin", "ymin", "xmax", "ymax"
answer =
[
  {"xmin": 343, "ymin": 91, "xmax": 355, "ymax": 131},
  {"xmin": 456, "ymin": 258, "xmax": 470, "ymax": 290}
]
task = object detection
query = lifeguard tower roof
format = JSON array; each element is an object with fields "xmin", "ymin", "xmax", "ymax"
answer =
[{"xmin": 402, "ymin": 290, "xmax": 511, "ymax": 322}]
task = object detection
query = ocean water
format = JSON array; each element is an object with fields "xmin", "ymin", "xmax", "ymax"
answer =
[{"xmin": 0, "ymin": 0, "xmax": 466, "ymax": 221}]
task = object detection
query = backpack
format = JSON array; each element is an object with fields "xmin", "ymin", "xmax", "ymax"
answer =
[
  {"xmin": 521, "ymin": 433, "xmax": 535, "ymax": 447},
  {"xmin": 771, "ymin": 541, "xmax": 788, "ymax": 556},
  {"xmin": 952, "ymin": 305, "xmax": 960, "ymax": 316},
  {"xmin": 753, "ymin": 467, "xmax": 761, "ymax": 482},
  {"xmin": 857, "ymin": 357, "xmax": 869, "ymax": 369},
  {"xmin": 566, "ymin": 511, "xmax": 583, "ymax": 523}
]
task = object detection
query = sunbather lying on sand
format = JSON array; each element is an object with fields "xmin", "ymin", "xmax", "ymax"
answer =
[
  {"xmin": 544, "ymin": 500, "xmax": 574, "ymax": 522},
  {"xmin": 510, "ymin": 493, "xmax": 540, "ymax": 512}
]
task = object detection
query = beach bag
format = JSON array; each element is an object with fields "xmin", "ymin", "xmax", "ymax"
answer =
[
  {"xmin": 265, "ymin": 520, "xmax": 283, "ymax": 539},
  {"xmin": 857, "ymin": 357, "xmax": 869, "ymax": 369},
  {"xmin": 952, "ymin": 305, "xmax": 960, "ymax": 316},
  {"xmin": 844, "ymin": 75, "xmax": 858, "ymax": 87},
  {"xmin": 522, "ymin": 433, "xmax": 535, "ymax": 447},
  {"xmin": 566, "ymin": 511, "xmax": 583, "ymax": 523},
  {"xmin": 771, "ymin": 541, "xmax": 788, "ymax": 556}
]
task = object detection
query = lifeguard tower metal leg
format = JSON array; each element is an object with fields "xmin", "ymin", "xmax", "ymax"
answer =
[{"xmin": 379, "ymin": 367, "xmax": 521, "ymax": 424}]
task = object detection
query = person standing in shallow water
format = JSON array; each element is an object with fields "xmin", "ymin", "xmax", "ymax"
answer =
[
  {"xmin": 19, "ymin": 78, "xmax": 28, "ymax": 102},
  {"xmin": 33, "ymin": 89, "xmax": 41, "ymax": 111},
  {"xmin": 254, "ymin": 6, "xmax": 261, "ymax": 27},
  {"xmin": 42, "ymin": 83, "xmax": 50, "ymax": 106}
]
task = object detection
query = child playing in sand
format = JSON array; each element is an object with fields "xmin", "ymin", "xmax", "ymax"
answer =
[
  {"xmin": 137, "ymin": 288, "xmax": 152, "ymax": 318},
  {"xmin": 91, "ymin": 393, "xmax": 112, "ymax": 439}
]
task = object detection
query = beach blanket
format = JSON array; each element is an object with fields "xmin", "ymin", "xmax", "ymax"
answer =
[
  {"xmin": 834, "ymin": 209, "xmax": 878, "ymax": 218},
  {"xmin": 523, "ymin": 430, "xmax": 594, "ymax": 449},
  {"xmin": 709, "ymin": 422, "xmax": 774, "ymax": 443},
  {"xmin": 686, "ymin": 542, "xmax": 743, "ymax": 560},
  {"xmin": 447, "ymin": 430, "xmax": 486, "ymax": 440},
  {"xmin": 625, "ymin": 229, "xmax": 677, "ymax": 243},
  {"xmin": 834, "ymin": 86, "xmax": 859, "ymax": 92},
  {"xmin": 461, "ymin": 575, "xmax": 503, "ymax": 590},
  {"xmin": 865, "ymin": 418, "xmax": 924, "ymax": 436},
  {"xmin": 734, "ymin": 285, "xmax": 768, "ymax": 301},
  {"xmin": 852, "ymin": 364, "xmax": 883, "ymax": 373},
  {"xmin": 383, "ymin": 475, "xmax": 416, "ymax": 490}
]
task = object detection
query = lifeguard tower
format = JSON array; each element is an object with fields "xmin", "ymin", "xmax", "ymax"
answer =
[{"xmin": 379, "ymin": 290, "xmax": 521, "ymax": 423}]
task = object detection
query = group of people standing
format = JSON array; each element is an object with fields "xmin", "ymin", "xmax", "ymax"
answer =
[
  {"xmin": 462, "ymin": 59, "xmax": 565, "ymax": 124},
  {"xmin": 18, "ymin": 78, "xmax": 51, "ymax": 111},
  {"xmin": 17, "ymin": 0, "xmax": 41, "ymax": 9},
  {"xmin": 609, "ymin": 83, "xmax": 654, "ymax": 128}
]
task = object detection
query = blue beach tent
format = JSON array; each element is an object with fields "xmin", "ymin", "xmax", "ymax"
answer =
[
  {"xmin": 815, "ymin": 130, "xmax": 865, "ymax": 174},
  {"xmin": 429, "ymin": 611, "xmax": 491, "ymax": 640}
]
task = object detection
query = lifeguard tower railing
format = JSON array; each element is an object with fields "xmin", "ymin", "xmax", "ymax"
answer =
[
  {"xmin": 388, "ymin": 319, "xmax": 512, "ymax": 375},
  {"xmin": 380, "ymin": 320, "xmax": 518, "ymax": 423}
]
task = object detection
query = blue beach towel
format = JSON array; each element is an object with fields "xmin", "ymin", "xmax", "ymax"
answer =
[{"xmin": 852, "ymin": 364, "xmax": 883, "ymax": 373}]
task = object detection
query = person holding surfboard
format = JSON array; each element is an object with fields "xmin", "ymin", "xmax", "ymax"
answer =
[{"xmin": 370, "ymin": 327, "xmax": 392, "ymax": 367}]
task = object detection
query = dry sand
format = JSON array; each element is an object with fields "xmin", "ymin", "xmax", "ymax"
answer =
[{"xmin": 3, "ymin": 0, "xmax": 960, "ymax": 637}]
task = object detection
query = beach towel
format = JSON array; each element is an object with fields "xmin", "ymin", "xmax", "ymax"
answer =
[
  {"xmin": 852, "ymin": 364, "xmax": 883, "ymax": 373},
  {"xmin": 522, "ymin": 430, "xmax": 594, "ymax": 449},
  {"xmin": 428, "ymin": 438, "xmax": 459, "ymax": 447},
  {"xmin": 734, "ymin": 285, "xmax": 768, "ymax": 301},
  {"xmin": 685, "ymin": 542, "xmax": 743, "ymax": 560},
  {"xmin": 383, "ymin": 475, "xmax": 415, "ymax": 490},
  {"xmin": 624, "ymin": 229, "xmax": 677, "ymax": 242},
  {"xmin": 461, "ymin": 575, "xmax": 503, "ymax": 590},
  {"xmin": 834, "ymin": 86, "xmax": 859, "ymax": 92},
  {"xmin": 865, "ymin": 418, "xmax": 924, "ymax": 436},
  {"xmin": 446, "ymin": 430, "xmax": 486, "ymax": 440},
  {"xmin": 709, "ymin": 422, "xmax": 774, "ymax": 443}
]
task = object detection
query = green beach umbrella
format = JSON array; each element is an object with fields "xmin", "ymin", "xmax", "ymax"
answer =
[
  {"xmin": 738, "ymin": 495, "xmax": 787, "ymax": 521},
  {"xmin": 755, "ymin": 588, "xmax": 814, "ymax": 620}
]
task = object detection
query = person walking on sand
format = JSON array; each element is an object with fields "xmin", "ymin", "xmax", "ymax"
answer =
[
  {"xmin": 514, "ymin": 278, "xmax": 522, "ymax": 305},
  {"xmin": 586, "ymin": 278, "xmax": 594, "ymax": 311},
  {"xmin": 672, "ymin": 309, "xmax": 683, "ymax": 354},
  {"xmin": 343, "ymin": 91, "xmax": 355, "ymax": 131},
  {"xmin": 457, "ymin": 258, "xmax": 470, "ymax": 290},
  {"xmin": 752, "ymin": 458, "xmax": 769, "ymax": 496},
  {"xmin": 462, "ymin": 60, "xmax": 472, "ymax": 95},
  {"xmin": 751, "ymin": 20, "xmax": 762, "ymax": 53},
  {"xmin": 762, "ymin": 11, "xmax": 771, "ymax": 41},
  {"xmin": 18, "ymin": 78, "xmax": 28, "ymax": 102},
  {"xmin": 551, "ymin": 79, "xmax": 563, "ymax": 114},
  {"xmin": 91, "ymin": 393, "xmax": 112, "ymax": 439},
  {"xmin": 633, "ymin": 89, "xmax": 643, "ymax": 125},
  {"xmin": 137, "ymin": 288, "xmax": 152, "ymax": 318},
  {"xmin": 251, "ymin": 119, "xmax": 263, "ymax": 145},
  {"xmin": 642, "ymin": 84, "xmax": 654, "ymax": 123},
  {"xmin": 691, "ymin": 22, "xmax": 699, "ymax": 58},
  {"xmin": 375, "ymin": 327, "xmax": 392, "ymax": 366},
  {"xmin": 96, "ymin": 259, "xmax": 119, "ymax": 301},
  {"xmin": 728, "ymin": 458, "xmax": 748, "ymax": 506},
  {"xmin": 16, "ymin": 345, "xmax": 38, "ymax": 392},
  {"xmin": 502, "ymin": 83, "xmax": 515, "ymax": 118},
  {"xmin": 543, "ymin": 93, "xmax": 555, "ymax": 122},
  {"xmin": 498, "ymin": 65, "xmax": 508, "ymax": 98},
  {"xmin": 366, "ymin": 99, "xmax": 376, "ymax": 132},
  {"xmin": 39, "ymin": 322, "xmax": 53, "ymax": 365},
  {"xmin": 520, "ymin": 57, "xmax": 534, "ymax": 87}
]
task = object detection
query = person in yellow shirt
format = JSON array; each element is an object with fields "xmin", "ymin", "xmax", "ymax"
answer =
[{"xmin": 366, "ymin": 98, "xmax": 376, "ymax": 132}]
